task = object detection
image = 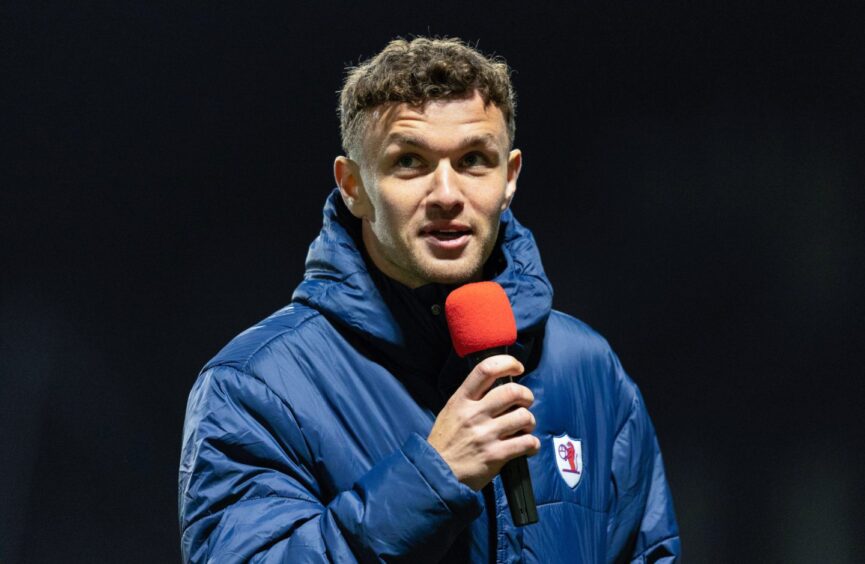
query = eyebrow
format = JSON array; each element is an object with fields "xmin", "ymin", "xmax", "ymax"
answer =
[{"xmin": 383, "ymin": 133, "xmax": 501, "ymax": 152}]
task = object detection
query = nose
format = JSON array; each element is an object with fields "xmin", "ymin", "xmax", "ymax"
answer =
[{"xmin": 428, "ymin": 159, "xmax": 463, "ymax": 213}]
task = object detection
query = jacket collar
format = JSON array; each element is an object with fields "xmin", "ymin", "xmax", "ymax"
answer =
[{"xmin": 292, "ymin": 189, "xmax": 553, "ymax": 385}]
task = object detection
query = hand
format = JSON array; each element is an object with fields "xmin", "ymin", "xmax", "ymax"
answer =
[{"xmin": 427, "ymin": 355, "xmax": 540, "ymax": 490}]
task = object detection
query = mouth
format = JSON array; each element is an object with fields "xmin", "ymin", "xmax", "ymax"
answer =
[
  {"xmin": 429, "ymin": 228, "xmax": 470, "ymax": 240},
  {"xmin": 421, "ymin": 225, "xmax": 472, "ymax": 250}
]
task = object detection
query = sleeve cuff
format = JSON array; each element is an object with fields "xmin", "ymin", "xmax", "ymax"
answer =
[{"xmin": 401, "ymin": 433, "xmax": 484, "ymax": 518}]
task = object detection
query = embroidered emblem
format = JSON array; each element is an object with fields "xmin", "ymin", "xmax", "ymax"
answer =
[{"xmin": 552, "ymin": 433, "xmax": 583, "ymax": 488}]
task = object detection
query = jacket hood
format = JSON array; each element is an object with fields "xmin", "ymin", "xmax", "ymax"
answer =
[{"xmin": 292, "ymin": 189, "xmax": 553, "ymax": 380}]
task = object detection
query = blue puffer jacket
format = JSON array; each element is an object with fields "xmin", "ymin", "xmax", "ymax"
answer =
[{"xmin": 179, "ymin": 190, "xmax": 680, "ymax": 563}]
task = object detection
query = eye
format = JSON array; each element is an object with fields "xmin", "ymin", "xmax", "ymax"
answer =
[
  {"xmin": 395, "ymin": 154, "xmax": 422, "ymax": 169},
  {"xmin": 460, "ymin": 152, "xmax": 489, "ymax": 168}
]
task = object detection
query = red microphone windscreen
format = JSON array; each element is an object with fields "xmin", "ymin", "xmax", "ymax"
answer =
[{"xmin": 445, "ymin": 281, "xmax": 517, "ymax": 358}]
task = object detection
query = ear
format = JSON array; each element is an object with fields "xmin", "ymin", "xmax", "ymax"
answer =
[
  {"xmin": 334, "ymin": 156, "xmax": 371, "ymax": 219},
  {"xmin": 502, "ymin": 149, "xmax": 522, "ymax": 211}
]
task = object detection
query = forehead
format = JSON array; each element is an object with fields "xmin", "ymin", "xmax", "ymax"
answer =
[{"xmin": 363, "ymin": 91, "xmax": 509, "ymax": 156}]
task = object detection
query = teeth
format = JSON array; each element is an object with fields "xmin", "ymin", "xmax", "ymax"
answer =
[
  {"xmin": 424, "ymin": 227, "xmax": 468, "ymax": 238},
  {"xmin": 432, "ymin": 230, "xmax": 465, "ymax": 240}
]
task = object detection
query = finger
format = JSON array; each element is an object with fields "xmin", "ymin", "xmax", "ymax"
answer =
[
  {"xmin": 479, "ymin": 383, "xmax": 534, "ymax": 417},
  {"xmin": 491, "ymin": 433, "xmax": 541, "ymax": 463},
  {"xmin": 490, "ymin": 406, "xmax": 536, "ymax": 439},
  {"xmin": 460, "ymin": 355, "xmax": 524, "ymax": 400}
]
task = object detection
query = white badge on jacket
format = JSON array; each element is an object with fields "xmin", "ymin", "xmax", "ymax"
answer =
[{"xmin": 552, "ymin": 434, "xmax": 584, "ymax": 488}]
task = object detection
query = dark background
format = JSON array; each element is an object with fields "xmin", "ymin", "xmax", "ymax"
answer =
[{"xmin": 3, "ymin": 2, "xmax": 864, "ymax": 562}]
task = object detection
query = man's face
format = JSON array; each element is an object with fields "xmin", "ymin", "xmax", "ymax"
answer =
[{"xmin": 336, "ymin": 90, "xmax": 521, "ymax": 288}]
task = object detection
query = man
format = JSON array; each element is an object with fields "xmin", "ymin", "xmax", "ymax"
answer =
[{"xmin": 179, "ymin": 37, "xmax": 679, "ymax": 562}]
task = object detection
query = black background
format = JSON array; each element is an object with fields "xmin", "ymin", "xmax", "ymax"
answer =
[{"xmin": 3, "ymin": 2, "xmax": 864, "ymax": 562}]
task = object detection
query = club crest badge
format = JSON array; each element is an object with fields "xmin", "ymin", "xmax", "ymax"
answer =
[{"xmin": 552, "ymin": 433, "xmax": 583, "ymax": 488}]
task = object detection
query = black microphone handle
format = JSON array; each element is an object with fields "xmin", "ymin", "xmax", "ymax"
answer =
[{"xmin": 466, "ymin": 346, "xmax": 539, "ymax": 526}]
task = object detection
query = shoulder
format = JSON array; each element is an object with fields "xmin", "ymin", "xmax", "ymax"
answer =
[
  {"xmin": 543, "ymin": 310, "xmax": 621, "ymax": 376},
  {"xmin": 545, "ymin": 310, "xmax": 612, "ymax": 355},
  {"xmin": 191, "ymin": 301, "xmax": 361, "ymax": 409},
  {"xmin": 541, "ymin": 310, "xmax": 642, "ymax": 420},
  {"xmin": 202, "ymin": 302, "xmax": 326, "ymax": 374},
  {"xmin": 183, "ymin": 302, "xmax": 339, "ymax": 441}
]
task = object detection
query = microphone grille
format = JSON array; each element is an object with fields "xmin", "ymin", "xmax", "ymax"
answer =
[{"xmin": 444, "ymin": 281, "xmax": 517, "ymax": 358}]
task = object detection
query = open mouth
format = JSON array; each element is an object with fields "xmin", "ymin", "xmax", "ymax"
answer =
[
  {"xmin": 429, "ymin": 229, "xmax": 470, "ymax": 240},
  {"xmin": 421, "ymin": 225, "xmax": 472, "ymax": 250}
]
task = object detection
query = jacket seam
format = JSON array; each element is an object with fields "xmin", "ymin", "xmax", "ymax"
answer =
[
  {"xmin": 239, "ymin": 308, "xmax": 322, "ymax": 373},
  {"xmin": 535, "ymin": 499, "xmax": 608, "ymax": 514},
  {"xmin": 184, "ymin": 363, "xmax": 320, "ymax": 537},
  {"xmin": 235, "ymin": 362, "xmax": 319, "ymax": 477},
  {"xmin": 201, "ymin": 362, "xmax": 314, "ymax": 457},
  {"xmin": 400, "ymin": 443, "xmax": 453, "ymax": 515},
  {"xmin": 612, "ymin": 367, "xmax": 641, "ymax": 439},
  {"xmin": 180, "ymin": 493, "xmax": 322, "ymax": 537}
]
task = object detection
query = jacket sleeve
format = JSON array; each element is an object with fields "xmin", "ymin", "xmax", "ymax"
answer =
[
  {"xmin": 178, "ymin": 365, "xmax": 482, "ymax": 563},
  {"xmin": 605, "ymin": 361, "xmax": 680, "ymax": 563}
]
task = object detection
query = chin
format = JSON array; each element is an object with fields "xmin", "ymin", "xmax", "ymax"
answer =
[{"xmin": 418, "ymin": 261, "xmax": 483, "ymax": 286}]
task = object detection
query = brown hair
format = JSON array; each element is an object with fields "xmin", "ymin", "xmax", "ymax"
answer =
[{"xmin": 338, "ymin": 37, "xmax": 516, "ymax": 159}]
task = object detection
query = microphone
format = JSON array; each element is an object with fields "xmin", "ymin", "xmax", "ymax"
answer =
[{"xmin": 444, "ymin": 281, "xmax": 539, "ymax": 526}]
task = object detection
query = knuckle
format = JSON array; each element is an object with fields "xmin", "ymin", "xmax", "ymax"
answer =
[
  {"xmin": 456, "ymin": 405, "xmax": 477, "ymax": 427},
  {"xmin": 463, "ymin": 408, "xmax": 484, "ymax": 429},
  {"xmin": 516, "ymin": 435, "xmax": 536, "ymax": 454},
  {"xmin": 512, "ymin": 407, "xmax": 527, "ymax": 424},
  {"xmin": 504, "ymin": 383, "xmax": 521, "ymax": 403},
  {"xmin": 480, "ymin": 442, "xmax": 499, "ymax": 462},
  {"xmin": 476, "ymin": 421, "xmax": 494, "ymax": 441},
  {"xmin": 475, "ymin": 362, "xmax": 494, "ymax": 380},
  {"xmin": 506, "ymin": 383, "xmax": 531, "ymax": 404}
]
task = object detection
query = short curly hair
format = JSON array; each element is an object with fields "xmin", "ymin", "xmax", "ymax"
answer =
[{"xmin": 338, "ymin": 37, "xmax": 516, "ymax": 159}]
